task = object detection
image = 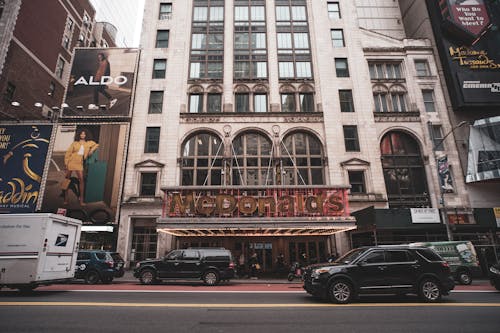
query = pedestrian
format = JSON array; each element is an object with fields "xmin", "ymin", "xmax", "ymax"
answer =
[
  {"xmin": 248, "ymin": 252, "xmax": 259, "ymax": 279},
  {"xmin": 238, "ymin": 252, "xmax": 246, "ymax": 278}
]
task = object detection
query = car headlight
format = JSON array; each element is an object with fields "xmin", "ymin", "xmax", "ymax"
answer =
[
  {"xmin": 490, "ymin": 266, "xmax": 500, "ymax": 275},
  {"xmin": 311, "ymin": 268, "xmax": 330, "ymax": 279}
]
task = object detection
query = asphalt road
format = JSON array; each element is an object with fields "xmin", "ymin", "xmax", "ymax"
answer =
[{"xmin": 1, "ymin": 288, "xmax": 499, "ymax": 333}]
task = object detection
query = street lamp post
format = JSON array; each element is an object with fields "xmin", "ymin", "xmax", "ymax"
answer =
[{"xmin": 430, "ymin": 120, "xmax": 468, "ymax": 241}]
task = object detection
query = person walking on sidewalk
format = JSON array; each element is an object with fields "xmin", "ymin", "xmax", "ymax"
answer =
[{"xmin": 248, "ymin": 252, "xmax": 259, "ymax": 279}]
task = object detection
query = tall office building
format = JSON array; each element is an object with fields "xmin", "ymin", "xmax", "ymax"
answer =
[{"xmin": 118, "ymin": 0, "xmax": 474, "ymax": 269}]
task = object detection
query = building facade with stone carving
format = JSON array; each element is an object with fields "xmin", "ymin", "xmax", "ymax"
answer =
[{"xmin": 118, "ymin": 0, "xmax": 477, "ymax": 270}]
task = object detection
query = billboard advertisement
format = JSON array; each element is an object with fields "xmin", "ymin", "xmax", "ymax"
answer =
[
  {"xmin": 429, "ymin": 0, "xmax": 500, "ymax": 109},
  {"xmin": 466, "ymin": 116, "xmax": 500, "ymax": 182},
  {"xmin": 41, "ymin": 123, "xmax": 128, "ymax": 223},
  {"xmin": 62, "ymin": 48, "xmax": 139, "ymax": 118},
  {"xmin": 0, "ymin": 125, "xmax": 52, "ymax": 213},
  {"xmin": 441, "ymin": 0, "xmax": 491, "ymax": 41}
]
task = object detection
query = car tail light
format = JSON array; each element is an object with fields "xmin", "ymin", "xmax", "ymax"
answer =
[
  {"xmin": 229, "ymin": 262, "xmax": 235, "ymax": 269},
  {"xmin": 441, "ymin": 262, "xmax": 449, "ymax": 269},
  {"xmin": 106, "ymin": 261, "xmax": 114, "ymax": 268}
]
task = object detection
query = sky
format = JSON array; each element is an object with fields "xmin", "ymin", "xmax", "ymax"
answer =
[{"xmin": 89, "ymin": 0, "xmax": 145, "ymax": 47}]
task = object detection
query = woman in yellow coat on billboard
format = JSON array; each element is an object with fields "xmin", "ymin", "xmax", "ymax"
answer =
[{"xmin": 64, "ymin": 128, "xmax": 99, "ymax": 205}]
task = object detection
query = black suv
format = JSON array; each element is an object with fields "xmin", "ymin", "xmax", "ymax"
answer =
[
  {"xmin": 133, "ymin": 248, "xmax": 235, "ymax": 286},
  {"xmin": 74, "ymin": 250, "xmax": 124, "ymax": 284},
  {"xmin": 303, "ymin": 246, "xmax": 455, "ymax": 304}
]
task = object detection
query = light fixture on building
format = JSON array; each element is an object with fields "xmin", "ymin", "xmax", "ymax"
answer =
[
  {"xmin": 11, "ymin": 101, "xmax": 20, "ymax": 107},
  {"xmin": 34, "ymin": 102, "xmax": 43, "ymax": 108}
]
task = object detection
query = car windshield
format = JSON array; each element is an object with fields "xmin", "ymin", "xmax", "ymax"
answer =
[{"xmin": 335, "ymin": 248, "xmax": 367, "ymax": 264}]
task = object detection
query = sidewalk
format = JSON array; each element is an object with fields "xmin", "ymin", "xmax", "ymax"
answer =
[{"xmin": 116, "ymin": 270, "xmax": 493, "ymax": 286}]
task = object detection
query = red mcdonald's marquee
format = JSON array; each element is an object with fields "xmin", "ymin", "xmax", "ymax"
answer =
[{"xmin": 163, "ymin": 187, "xmax": 350, "ymax": 219}]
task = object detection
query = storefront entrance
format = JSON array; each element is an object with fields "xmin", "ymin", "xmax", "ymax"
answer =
[{"xmin": 177, "ymin": 236, "xmax": 331, "ymax": 274}]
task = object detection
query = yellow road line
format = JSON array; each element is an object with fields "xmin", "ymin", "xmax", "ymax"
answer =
[{"xmin": 1, "ymin": 302, "xmax": 500, "ymax": 308}]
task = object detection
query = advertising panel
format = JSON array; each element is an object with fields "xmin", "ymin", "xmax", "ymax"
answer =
[
  {"xmin": 441, "ymin": 0, "xmax": 491, "ymax": 40},
  {"xmin": 466, "ymin": 116, "xmax": 500, "ymax": 182},
  {"xmin": 41, "ymin": 123, "xmax": 128, "ymax": 223},
  {"xmin": 62, "ymin": 48, "xmax": 139, "ymax": 118},
  {"xmin": 428, "ymin": 0, "xmax": 500, "ymax": 109},
  {"xmin": 410, "ymin": 208, "xmax": 441, "ymax": 224},
  {"xmin": 0, "ymin": 125, "xmax": 52, "ymax": 213}
]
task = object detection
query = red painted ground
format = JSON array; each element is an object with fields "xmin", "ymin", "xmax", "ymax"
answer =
[{"xmin": 36, "ymin": 281, "xmax": 496, "ymax": 292}]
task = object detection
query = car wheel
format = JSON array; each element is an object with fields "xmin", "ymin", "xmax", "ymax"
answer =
[
  {"xmin": 419, "ymin": 278, "xmax": 442, "ymax": 302},
  {"xmin": 493, "ymin": 281, "xmax": 500, "ymax": 291},
  {"xmin": 328, "ymin": 280, "xmax": 354, "ymax": 304},
  {"xmin": 457, "ymin": 270, "xmax": 472, "ymax": 285},
  {"xmin": 287, "ymin": 273, "xmax": 295, "ymax": 282},
  {"xmin": 139, "ymin": 269, "xmax": 157, "ymax": 285},
  {"xmin": 85, "ymin": 271, "xmax": 100, "ymax": 284},
  {"xmin": 203, "ymin": 270, "xmax": 220, "ymax": 286},
  {"xmin": 18, "ymin": 284, "xmax": 36, "ymax": 293}
]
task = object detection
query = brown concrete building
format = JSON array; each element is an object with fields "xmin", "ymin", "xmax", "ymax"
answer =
[{"xmin": 0, "ymin": 0, "xmax": 116, "ymax": 121}]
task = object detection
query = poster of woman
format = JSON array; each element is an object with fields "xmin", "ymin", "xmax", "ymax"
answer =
[{"xmin": 42, "ymin": 123, "xmax": 128, "ymax": 223}]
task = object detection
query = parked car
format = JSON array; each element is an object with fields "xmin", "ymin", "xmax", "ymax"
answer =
[
  {"xmin": 303, "ymin": 245, "xmax": 455, "ymax": 304},
  {"xmin": 489, "ymin": 262, "xmax": 500, "ymax": 291},
  {"xmin": 410, "ymin": 241, "xmax": 481, "ymax": 285},
  {"xmin": 134, "ymin": 248, "xmax": 235, "ymax": 286},
  {"xmin": 74, "ymin": 250, "xmax": 122, "ymax": 284}
]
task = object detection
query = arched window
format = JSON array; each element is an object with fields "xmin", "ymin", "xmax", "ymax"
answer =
[
  {"xmin": 231, "ymin": 132, "xmax": 273, "ymax": 185},
  {"xmin": 181, "ymin": 133, "xmax": 224, "ymax": 185},
  {"xmin": 380, "ymin": 131, "xmax": 430, "ymax": 207},
  {"xmin": 281, "ymin": 132, "xmax": 324, "ymax": 185}
]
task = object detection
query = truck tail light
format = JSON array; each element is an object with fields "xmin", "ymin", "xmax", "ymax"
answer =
[{"xmin": 229, "ymin": 262, "xmax": 235, "ymax": 269}]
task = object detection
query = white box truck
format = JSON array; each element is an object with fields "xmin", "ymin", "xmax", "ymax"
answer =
[{"xmin": 0, "ymin": 213, "xmax": 82, "ymax": 291}]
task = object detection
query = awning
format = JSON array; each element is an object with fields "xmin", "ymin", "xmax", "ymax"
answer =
[
  {"xmin": 156, "ymin": 217, "xmax": 356, "ymax": 237},
  {"xmin": 81, "ymin": 225, "xmax": 114, "ymax": 232}
]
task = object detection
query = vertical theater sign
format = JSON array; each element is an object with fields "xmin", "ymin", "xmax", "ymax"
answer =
[{"xmin": 0, "ymin": 125, "xmax": 52, "ymax": 213}]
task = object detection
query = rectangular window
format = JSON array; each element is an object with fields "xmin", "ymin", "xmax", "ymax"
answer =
[
  {"xmin": 235, "ymin": 93, "xmax": 249, "ymax": 113},
  {"xmin": 149, "ymin": 91, "xmax": 163, "ymax": 114},
  {"xmin": 299, "ymin": 93, "xmax": 314, "ymax": 112},
  {"xmin": 415, "ymin": 60, "xmax": 430, "ymax": 76},
  {"xmin": 343, "ymin": 126, "xmax": 360, "ymax": 152},
  {"xmin": 339, "ymin": 90, "xmax": 354, "ymax": 112},
  {"xmin": 348, "ymin": 171, "xmax": 366, "ymax": 194},
  {"xmin": 49, "ymin": 81, "xmax": 56, "ymax": 97},
  {"xmin": 159, "ymin": 3, "xmax": 172, "ymax": 20},
  {"xmin": 153, "ymin": 59, "xmax": 167, "ymax": 78},
  {"xmin": 193, "ymin": 6, "xmax": 208, "ymax": 21},
  {"xmin": 56, "ymin": 57, "xmax": 65, "ymax": 79},
  {"xmin": 234, "ymin": 61, "xmax": 250, "ymax": 79},
  {"xmin": 145, "ymin": 127, "xmax": 160, "ymax": 153},
  {"xmin": 254, "ymin": 94, "xmax": 267, "ymax": 113},
  {"xmin": 281, "ymin": 94, "xmax": 296, "ymax": 112},
  {"xmin": 369, "ymin": 62, "xmax": 402, "ymax": 79},
  {"xmin": 140, "ymin": 173, "xmax": 157, "ymax": 196},
  {"xmin": 331, "ymin": 29, "xmax": 344, "ymax": 48},
  {"xmin": 189, "ymin": 94, "xmax": 203, "ymax": 113},
  {"xmin": 431, "ymin": 125, "xmax": 444, "ymax": 151},
  {"xmin": 296, "ymin": 62, "xmax": 312, "ymax": 78},
  {"xmin": 374, "ymin": 93, "xmax": 388, "ymax": 112},
  {"xmin": 255, "ymin": 62, "xmax": 267, "ymax": 78},
  {"xmin": 422, "ymin": 90, "xmax": 435, "ymax": 112},
  {"xmin": 279, "ymin": 62, "xmax": 294, "ymax": 78},
  {"xmin": 335, "ymin": 58, "xmax": 349, "ymax": 77},
  {"xmin": 207, "ymin": 94, "xmax": 221, "ymax": 113},
  {"xmin": 156, "ymin": 30, "xmax": 169, "ymax": 48},
  {"xmin": 190, "ymin": 62, "xmax": 202, "ymax": 79},
  {"xmin": 328, "ymin": 2, "xmax": 341, "ymax": 19}
]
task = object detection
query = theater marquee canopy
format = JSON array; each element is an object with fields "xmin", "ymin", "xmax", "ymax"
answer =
[{"xmin": 158, "ymin": 186, "xmax": 357, "ymax": 236}]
